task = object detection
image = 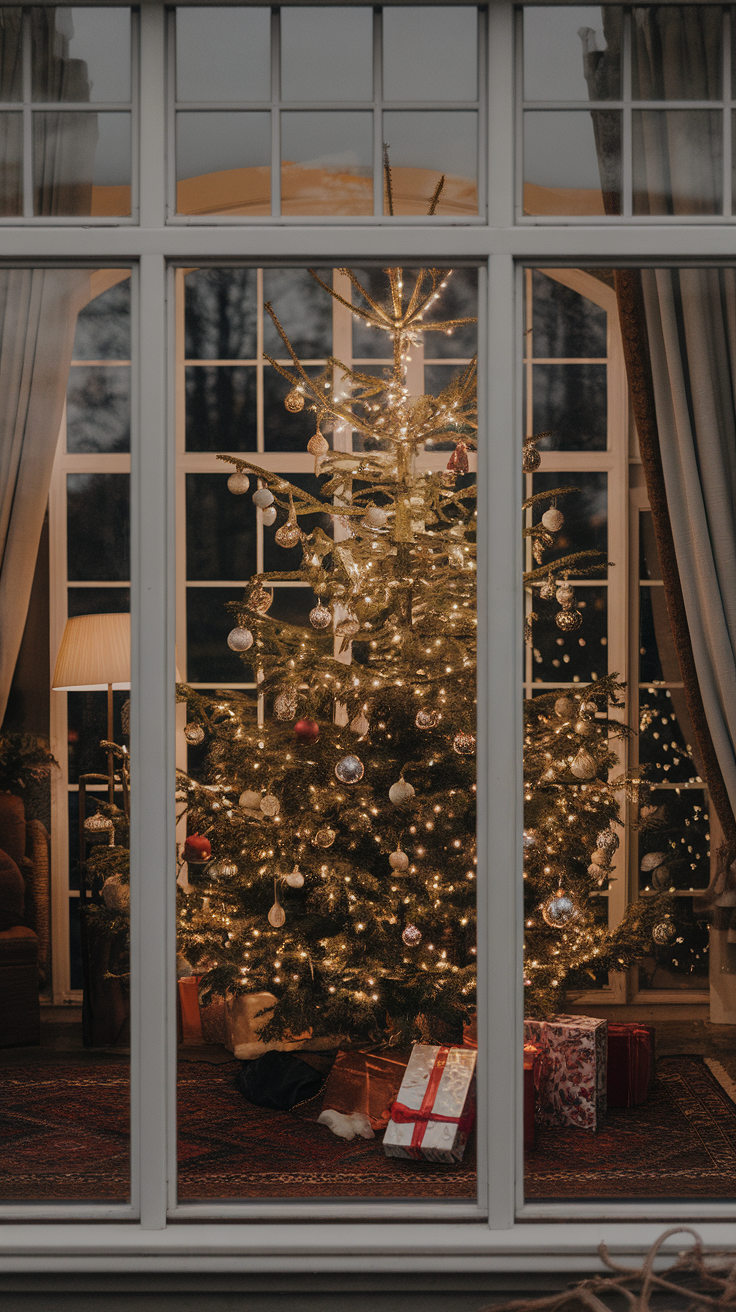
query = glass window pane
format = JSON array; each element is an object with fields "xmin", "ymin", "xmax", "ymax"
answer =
[
  {"xmin": 530, "ymin": 584, "xmax": 608, "ymax": 683},
  {"xmin": 67, "ymin": 365, "xmax": 130, "ymax": 454},
  {"xmin": 383, "ymin": 7, "xmax": 478, "ymax": 102},
  {"xmin": 0, "ymin": 112, "xmax": 23, "ymax": 216},
  {"xmin": 186, "ymin": 587, "xmax": 255, "ymax": 683},
  {"xmin": 67, "ymin": 472, "xmax": 130, "ymax": 580},
  {"xmin": 633, "ymin": 110, "xmax": 722, "ymax": 216},
  {"xmin": 637, "ymin": 789, "xmax": 711, "ymax": 893},
  {"xmin": 633, "ymin": 6, "xmax": 722, "ymax": 100},
  {"xmin": 523, "ymin": 110, "xmax": 621, "ymax": 216},
  {"xmin": 186, "ymin": 474, "xmax": 258, "ymax": 581},
  {"xmin": 531, "ymin": 271, "xmax": 607, "ymax": 360},
  {"xmin": 32, "ymin": 7, "xmax": 131, "ymax": 103},
  {"xmin": 532, "ymin": 471, "xmax": 608, "ymax": 565},
  {"xmin": 185, "ymin": 269, "xmax": 258, "ymax": 361},
  {"xmin": 532, "ymin": 363, "xmax": 608, "ymax": 451},
  {"xmin": 382, "ymin": 110, "xmax": 477, "ymax": 216},
  {"xmin": 523, "ymin": 6, "xmax": 621, "ymax": 101},
  {"xmin": 186, "ymin": 366, "xmax": 257, "ymax": 453},
  {"xmin": 264, "ymin": 366, "xmax": 325, "ymax": 453},
  {"xmin": 176, "ymin": 7, "xmax": 271, "ymax": 103},
  {"xmin": 176, "ymin": 111, "xmax": 270, "ymax": 217},
  {"xmin": 0, "ymin": 10, "xmax": 22, "ymax": 101},
  {"xmin": 638, "ymin": 689, "xmax": 699, "ymax": 787},
  {"xmin": 281, "ymin": 111, "xmax": 372, "ymax": 216},
  {"xmin": 72, "ymin": 275, "xmax": 130, "ymax": 360},
  {"xmin": 33, "ymin": 111, "xmax": 131, "ymax": 217},
  {"xmin": 262, "ymin": 268, "xmax": 333, "ymax": 359},
  {"xmin": 280, "ymin": 7, "xmax": 372, "ymax": 102}
]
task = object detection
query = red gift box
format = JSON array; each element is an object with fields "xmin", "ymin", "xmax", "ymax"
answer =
[
  {"xmin": 607, "ymin": 1022, "xmax": 655, "ymax": 1108},
  {"xmin": 523, "ymin": 1041, "xmax": 549, "ymax": 1149}
]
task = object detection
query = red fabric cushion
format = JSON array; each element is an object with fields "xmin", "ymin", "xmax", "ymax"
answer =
[
  {"xmin": 0, "ymin": 847, "xmax": 25, "ymax": 931},
  {"xmin": 0, "ymin": 795, "xmax": 25, "ymax": 867}
]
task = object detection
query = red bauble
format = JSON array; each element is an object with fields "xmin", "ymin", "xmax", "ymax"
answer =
[
  {"xmin": 447, "ymin": 441, "xmax": 469, "ymax": 474},
  {"xmin": 184, "ymin": 834, "xmax": 211, "ymax": 863},
  {"xmin": 294, "ymin": 718, "xmax": 319, "ymax": 744}
]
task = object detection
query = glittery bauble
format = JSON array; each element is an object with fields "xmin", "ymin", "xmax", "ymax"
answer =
[
  {"xmin": 284, "ymin": 388, "xmax": 305, "ymax": 413},
  {"xmin": 228, "ymin": 627, "xmax": 254, "ymax": 654},
  {"xmin": 268, "ymin": 901, "xmax": 286, "ymax": 928},
  {"xmin": 522, "ymin": 443, "xmax": 541, "ymax": 472},
  {"xmin": 275, "ymin": 519, "xmax": 302, "ymax": 549},
  {"xmin": 252, "ymin": 488, "xmax": 274, "ymax": 509},
  {"xmin": 554, "ymin": 697, "xmax": 576, "ymax": 720},
  {"xmin": 556, "ymin": 608, "xmax": 582, "ymax": 632},
  {"xmin": 309, "ymin": 603, "xmax": 332, "ymax": 629},
  {"xmin": 523, "ymin": 828, "xmax": 537, "ymax": 849},
  {"xmin": 294, "ymin": 717, "xmax": 319, "ymax": 744},
  {"xmin": 580, "ymin": 701, "xmax": 597, "ymax": 716},
  {"xmin": 335, "ymin": 755, "xmax": 364, "ymax": 784},
  {"xmin": 541, "ymin": 507, "xmax": 564, "ymax": 532},
  {"xmin": 453, "ymin": 732, "xmax": 476, "ymax": 756},
  {"xmin": 539, "ymin": 579, "xmax": 556, "ymax": 600},
  {"xmin": 542, "ymin": 890, "xmax": 579, "ymax": 928},
  {"xmin": 262, "ymin": 506, "xmax": 277, "ymax": 526},
  {"xmin": 415, "ymin": 708, "xmax": 440, "ymax": 730},
  {"xmin": 227, "ymin": 471, "xmax": 250, "ymax": 495},
  {"xmin": 363, "ymin": 505, "xmax": 388, "ymax": 529},
  {"xmin": 307, "ymin": 432, "xmax": 329, "ymax": 457},
  {"xmin": 640, "ymin": 851, "xmax": 666, "ymax": 872},
  {"xmin": 274, "ymin": 691, "xmax": 298, "ymax": 721},
  {"xmin": 250, "ymin": 586, "xmax": 273, "ymax": 614},
  {"xmin": 184, "ymin": 722, "xmax": 205, "ymax": 745},
  {"xmin": 652, "ymin": 918, "xmax": 676, "ymax": 946},
  {"xmin": 85, "ymin": 812, "xmax": 114, "ymax": 835},
  {"xmin": 335, "ymin": 615, "xmax": 360, "ymax": 638},
  {"xmin": 239, "ymin": 789, "xmax": 262, "ymax": 811},
  {"xmin": 260, "ymin": 793, "xmax": 280, "ymax": 816},
  {"xmin": 596, "ymin": 829, "xmax": 620, "ymax": 854},
  {"xmin": 285, "ymin": 864, "xmax": 304, "ymax": 888},
  {"xmin": 590, "ymin": 848, "xmax": 609, "ymax": 867},
  {"xmin": 556, "ymin": 584, "xmax": 575, "ymax": 606},
  {"xmin": 389, "ymin": 778, "xmax": 415, "ymax": 806},
  {"xmin": 570, "ymin": 748, "xmax": 597, "ymax": 780},
  {"xmin": 389, "ymin": 848, "xmax": 409, "ymax": 871},
  {"xmin": 183, "ymin": 834, "xmax": 211, "ymax": 863},
  {"xmin": 219, "ymin": 860, "xmax": 239, "ymax": 878},
  {"xmin": 101, "ymin": 875, "xmax": 129, "ymax": 911},
  {"xmin": 315, "ymin": 827, "xmax": 336, "ymax": 849},
  {"xmin": 402, "ymin": 924, "xmax": 422, "ymax": 947}
]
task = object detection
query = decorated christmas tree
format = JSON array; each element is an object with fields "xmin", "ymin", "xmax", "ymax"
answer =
[{"xmin": 177, "ymin": 265, "xmax": 478, "ymax": 1046}]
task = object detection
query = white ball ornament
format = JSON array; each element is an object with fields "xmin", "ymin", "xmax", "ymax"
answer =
[
  {"xmin": 554, "ymin": 697, "xmax": 575, "ymax": 720},
  {"xmin": 227, "ymin": 626, "xmax": 253, "ymax": 651},
  {"xmin": 363, "ymin": 505, "xmax": 388, "ymax": 529},
  {"xmin": 239, "ymin": 789, "xmax": 262, "ymax": 811},
  {"xmin": 389, "ymin": 848, "xmax": 409, "ymax": 871},
  {"xmin": 252, "ymin": 488, "xmax": 274, "ymax": 509},
  {"xmin": 262, "ymin": 505, "xmax": 277, "ymax": 526},
  {"xmin": 285, "ymin": 864, "xmax": 304, "ymax": 888},
  {"xmin": 389, "ymin": 778, "xmax": 415, "ymax": 806},
  {"xmin": 260, "ymin": 793, "xmax": 280, "ymax": 816},
  {"xmin": 541, "ymin": 507, "xmax": 564, "ymax": 532},
  {"xmin": 227, "ymin": 471, "xmax": 250, "ymax": 495}
]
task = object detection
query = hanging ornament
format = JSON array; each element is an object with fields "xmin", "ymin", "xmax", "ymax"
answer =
[
  {"xmin": 227, "ymin": 626, "xmax": 253, "ymax": 651},
  {"xmin": 402, "ymin": 924, "xmax": 422, "ymax": 947},
  {"xmin": 652, "ymin": 866, "xmax": 671, "ymax": 890},
  {"xmin": 541, "ymin": 889, "xmax": 579, "ymax": 928},
  {"xmin": 307, "ymin": 427, "xmax": 329, "ymax": 472},
  {"xmin": 554, "ymin": 696, "xmax": 575, "ymax": 720},
  {"xmin": 284, "ymin": 864, "xmax": 305, "ymax": 889},
  {"xmin": 453, "ymin": 732, "xmax": 476, "ymax": 756},
  {"xmin": 652, "ymin": 918, "xmax": 676, "ymax": 946},
  {"xmin": 574, "ymin": 717, "xmax": 595, "ymax": 737},
  {"xmin": 268, "ymin": 891, "xmax": 286, "ymax": 928},
  {"xmin": 101, "ymin": 875, "xmax": 129, "ymax": 911},
  {"xmin": 580, "ymin": 700, "xmax": 598, "ymax": 716},
  {"xmin": 84, "ymin": 812, "xmax": 114, "ymax": 837},
  {"xmin": 363, "ymin": 505, "xmax": 388, "ymax": 530},
  {"xmin": 275, "ymin": 497, "xmax": 303, "ymax": 549},
  {"xmin": 570, "ymin": 748, "xmax": 597, "ymax": 780},
  {"xmin": 556, "ymin": 608, "xmax": 582, "ymax": 632},
  {"xmin": 315, "ymin": 827, "xmax": 336, "ymax": 848},
  {"xmin": 294, "ymin": 718, "xmax": 319, "ymax": 744},
  {"xmin": 335, "ymin": 614, "xmax": 360, "ymax": 638},
  {"xmin": 555, "ymin": 583, "xmax": 575, "ymax": 606},
  {"xmin": 541, "ymin": 506, "xmax": 564, "ymax": 533},
  {"xmin": 250, "ymin": 586, "xmax": 273, "ymax": 614},
  {"xmin": 284, "ymin": 388, "xmax": 305, "ymax": 413},
  {"xmin": 415, "ymin": 708, "xmax": 440, "ymax": 730},
  {"xmin": 542, "ymin": 766, "xmax": 558, "ymax": 783},
  {"xmin": 448, "ymin": 544, "xmax": 465, "ymax": 568},
  {"xmin": 262, "ymin": 505, "xmax": 277, "ymax": 526},
  {"xmin": 335, "ymin": 754, "xmax": 364, "ymax": 784},
  {"xmin": 540, "ymin": 576, "xmax": 556, "ymax": 600},
  {"xmin": 389, "ymin": 847, "xmax": 409, "ymax": 871},
  {"xmin": 239, "ymin": 789, "xmax": 262, "ymax": 811},
  {"xmin": 447, "ymin": 441, "xmax": 469, "ymax": 474},
  {"xmin": 596, "ymin": 829, "xmax": 620, "ymax": 854},
  {"xmin": 184, "ymin": 722, "xmax": 205, "ymax": 745},
  {"xmin": 522, "ymin": 442, "xmax": 541, "ymax": 473},
  {"xmin": 274, "ymin": 689, "xmax": 298, "ymax": 721},
  {"xmin": 227, "ymin": 471, "xmax": 250, "ymax": 495},
  {"xmin": 389, "ymin": 777, "xmax": 415, "ymax": 806},
  {"xmin": 252, "ymin": 487, "xmax": 274, "ymax": 509},
  {"xmin": 260, "ymin": 793, "xmax": 280, "ymax": 816},
  {"xmin": 309, "ymin": 602, "xmax": 332, "ymax": 629},
  {"xmin": 350, "ymin": 711, "xmax": 370, "ymax": 736},
  {"xmin": 523, "ymin": 828, "xmax": 537, "ymax": 849},
  {"xmin": 183, "ymin": 834, "xmax": 211, "ymax": 863},
  {"xmin": 590, "ymin": 848, "xmax": 609, "ymax": 867},
  {"xmin": 640, "ymin": 851, "xmax": 666, "ymax": 872}
]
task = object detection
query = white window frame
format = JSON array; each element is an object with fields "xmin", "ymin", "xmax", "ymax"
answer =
[{"xmin": 1, "ymin": 0, "xmax": 734, "ymax": 1275}]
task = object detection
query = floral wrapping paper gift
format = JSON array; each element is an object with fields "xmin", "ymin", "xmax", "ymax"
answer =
[
  {"xmin": 523, "ymin": 1014, "xmax": 607, "ymax": 1131},
  {"xmin": 383, "ymin": 1043, "xmax": 476, "ymax": 1163}
]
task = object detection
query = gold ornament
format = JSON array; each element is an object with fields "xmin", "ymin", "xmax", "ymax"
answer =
[
  {"xmin": 363, "ymin": 505, "xmax": 388, "ymax": 530},
  {"xmin": 652, "ymin": 918, "xmax": 676, "ymax": 946},
  {"xmin": 554, "ymin": 696, "xmax": 575, "ymax": 720},
  {"xmin": 250, "ymin": 586, "xmax": 273, "ymax": 614},
  {"xmin": 268, "ymin": 900, "xmax": 286, "ymax": 928},
  {"xmin": 184, "ymin": 722, "xmax": 205, "ymax": 745},
  {"xmin": 350, "ymin": 712, "xmax": 369, "ymax": 735},
  {"xmin": 274, "ymin": 690, "xmax": 298, "ymax": 721},
  {"xmin": 570, "ymin": 748, "xmax": 597, "ymax": 780},
  {"xmin": 275, "ymin": 497, "xmax": 302, "ymax": 549},
  {"xmin": 239, "ymin": 789, "xmax": 262, "ymax": 811},
  {"xmin": 415, "ymin": 709, "xmax": 440, "ymax": 730},
  {"xmin": 574, "ymin": 718, "xmax": 595, "ymax": 737},
  {"xmin": 453, "ymin": 732, "xmax": 476, "ymax": 756},
  {"xmin": 640, "ymin": 851, "xmax": 666, "ymax": 871},
  {"xmin": 389, "ymin": 847, "xmax": 409, "ymax": 871},
  {"xmin": 597, "ymin": 828, "xmax": 620, "ymax": 853},
  {"xmin": 84, "ymin": 812, "xmax": 114, "ymax": 835},
  {"xmin": 539, "ymin": 576, "xmax": 556, "ymax": 600},
  {"xmin": 590, "ymin": 848, "xmax": 609, "ymax": 867},
  {"xmin": 555, "ymin": 608, "xmax": 582, "ymax": 632},
  {"xmin": 219, "ymin": 860, "xmax": 238, "ymax": 878},
  {"xmin": 402, "ymin": 924, "xmax": 422, "ymax": 946},
  {"xmin": 309, "ymin": 602, "xmax": 332, "ymax": 629},
  {"xmin": 285, "ymin": 388, "xmax": 305, "ymax": 413},
  {"xmin": 555, "ymin": 583, "xmax": 575, "ymax": 606},
  {"xmin": 260, "ymin": 793, "xmax": 280, "ymax": 816},
  {"xmin": 389, "ymin": 777, "xmax": 415, "ymax": 805},
  {"xmin": 227, "ymin": 471, "xmax": 250, "ymax": 495},
  {"xmin": 335, "ymin": 614, "xmax": 360, "ymax": 638},
  {"xmin": 522, "ymin": 442, "xmax": 541, "ymax": 473},
  {"xmin": 315, "ymin": 827, "xmax": 336, "ymax": 848}
]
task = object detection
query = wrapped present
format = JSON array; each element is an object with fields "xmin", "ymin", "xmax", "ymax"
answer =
[
  {"xmin": 523, "ymin": 1014, "xmax": 607, "ymax": 1130},
  {"xmin": 177, "ymin": 975, "xmax": 228, "ymax": 1046},
  {"xmin": 321, "ymin": 1049, "xmax": 407, "ymax": 1131},
  {"xmin": 383, "ymin": 1043, "xmax": 476, "ymax": 1163},
  {"xmin": 607, "ymin": 1022, "xmax": 655, "ymax": 1107},
  {"xmin": 523, "ymin": 1041, "xmax": 549, "ymax": 1149},
  {"xmin": 225, "ymin": 991, "xmax": 338, "ymax": 1060}
]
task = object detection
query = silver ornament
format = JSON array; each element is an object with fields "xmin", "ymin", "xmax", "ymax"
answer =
[
  {"xmin": 227, "ymin": 627, "xmax": 253, "ymax": 651},
  {"xmin": 262, "ymin": 505, "xmax": 277, "ymax": 526},
  {"xmin": 284, "ymin": 864, "xmax": 304, "ymax": 888},
  {"xmin": 556, "ymin": 608, "xmax": 582, "ymax": 632},
  {"xmin": 275, "ymin": 520, "xmax": 302, "ymax": 548},
  {"xmin": 402, "ymin": 924, "xmax": 422, "ymax": 947},
  {"xmin": 389, "ymin": 848, "xmax": 409, "ymax": 871},
  {"xmin": 315, "ymin": 827, "xmax": 336, "ymax": 848},
  {"xmin": 453, "ymin": 732, "xmax": 476, "ymax": 756},
  {"xmin": 541, "ymin": 890, "xmax": 579, "ymax": 928},
  {"xmin": 640, "ymin": 851, "xmax": 666, "ymax": 872},
  {"xmin": 227, "ymin": 471, "xmax": 250, "ymax": 495},
  {"xmin": 389, "ymin": 778, "xmax": 415, "ymax": 805},
  {"xmin": 85, "ymin": 812, "xmax": 114, "ymax": 835},
  {"xmin": 570, "ymin": 748, "xmax": 597, "ymax": 780},
  {"xmin": 184, "ymin": 722, "xmax": 205, "ymax": 745},
  {"xmin": 556, "ymin": 584, "xmax": 575, "ymax": 606},
  {"xmin": 541, "ymin": 507, "xmax": 564, "ymax": 532},
  {"xmin": 363, "ymin": 505, "xmax": 388, "ymax": 529},
  {"xmin": 252, "ymin": 488, "xmax": 274, "ymax": 509},
  {"xmin": 260, "ymin": 793, "xmax": 280, "ymax": 816},
  {"xmin": 652, "ymin": 918, "xmax": 676, "ymax": 946},
  {"xmin": 219, "ymin": 860, "xmax": 239, "ymax": 878},
  {"xmin": 274, "ymin": 690, "xmax": 298, "ymax": 721},
  {"xmin": 415, "ymin": 709, "xmax": 440, "ymax": 730},
  {"xmin": 239, "ymin": 789, "xmax": 262, "ymax": 811},
  {"xmin": 554, "ymin": 697, "xmax": 575, "ymax": 720},
  {"xmin": 335, "ymin": 755, "xmax": 364, "ymax": 784},
  {"xmin": 309, "ymin": 603, "xmax": 332, "ymax": 629}
]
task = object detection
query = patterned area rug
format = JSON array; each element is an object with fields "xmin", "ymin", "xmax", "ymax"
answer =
[{"xmin": 526, "ymin": 1055, "xmax": 736, "ymax": 1199}]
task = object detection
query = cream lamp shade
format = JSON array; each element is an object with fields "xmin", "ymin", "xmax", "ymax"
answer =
[{"xmin": 52, "ymin": 613, "xmax": 131, "ymax": 691}]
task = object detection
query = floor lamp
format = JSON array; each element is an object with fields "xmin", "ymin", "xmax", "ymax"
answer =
[{"xmin": 52, "ymin": 612, "xmax": 131, "ymax": 810}]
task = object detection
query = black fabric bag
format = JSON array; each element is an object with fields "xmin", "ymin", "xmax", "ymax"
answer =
[{"xmin": 235, "ymin": 1050, "xmax": 323, "ymax": 1110}]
